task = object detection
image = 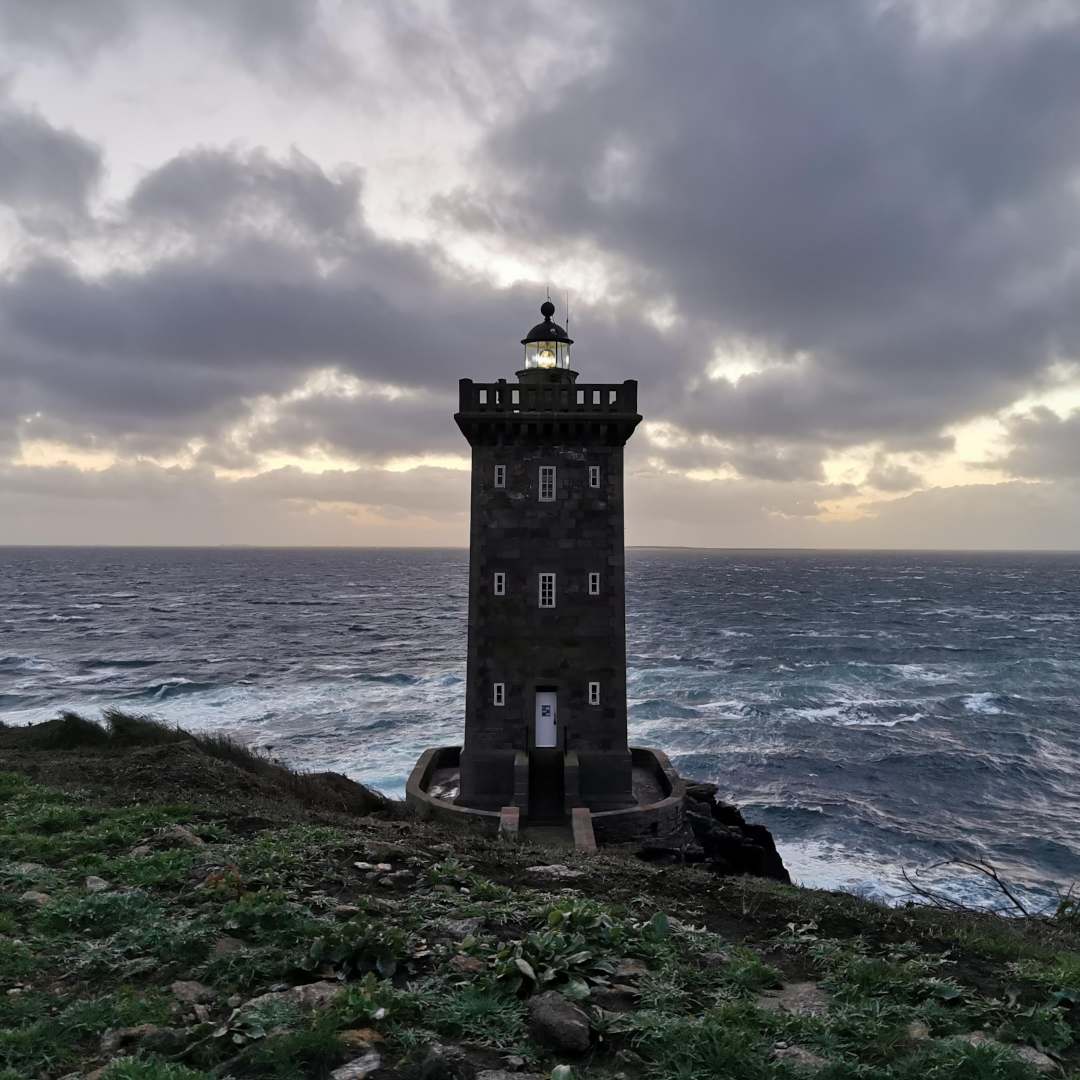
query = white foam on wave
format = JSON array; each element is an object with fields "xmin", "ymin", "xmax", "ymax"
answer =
[{"xmin": 963, "ymin": 692, "xmax": 1003, "ymax": 715}]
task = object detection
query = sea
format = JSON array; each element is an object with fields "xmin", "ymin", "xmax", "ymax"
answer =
[{"xmin": 2, "ymin": 546, "xmax": 1078, "ymax": 911}]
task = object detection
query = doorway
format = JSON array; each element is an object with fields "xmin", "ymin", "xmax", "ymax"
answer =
[
  {"xmin": 534, "ymin": 691, "xmax": 558, "ymax": 747},
  {"xmin": 529, "ymin": 688, "xmax": 564, "ymax": 820}
]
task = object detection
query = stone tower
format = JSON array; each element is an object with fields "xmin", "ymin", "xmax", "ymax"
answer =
[{"xmin": 454, "ymin": 301, "xmax": 642, "ymax": 820}]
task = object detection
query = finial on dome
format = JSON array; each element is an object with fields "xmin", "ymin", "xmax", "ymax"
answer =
[{"xmin": 540, "ymin": 299, "xmax": 556, "ymax": 319}]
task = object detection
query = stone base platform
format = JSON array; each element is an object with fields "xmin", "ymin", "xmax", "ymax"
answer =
[{"xmin": 405, "ymin": 744, "xmax": 686, "ymax": 848}]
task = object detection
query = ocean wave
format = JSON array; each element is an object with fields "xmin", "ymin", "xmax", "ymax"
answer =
[{"xmin": 962, "ymin": 692, "xmax": 1004, "ymax": 715}]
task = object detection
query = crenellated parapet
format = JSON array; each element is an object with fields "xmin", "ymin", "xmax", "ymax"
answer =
[{"xmin": 456, "ymin": 378, "xmax": 641, "ymax": 446}]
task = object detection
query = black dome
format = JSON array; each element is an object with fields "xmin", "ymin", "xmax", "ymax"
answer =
[{"xmin": 521, "ymin": 301, "xmax": 574, "ymax": 346}]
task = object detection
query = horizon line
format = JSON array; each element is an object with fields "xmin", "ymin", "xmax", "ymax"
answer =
[{"xmin": 1, "ymin": 543, "xmax": 1079, "ymax": 555}]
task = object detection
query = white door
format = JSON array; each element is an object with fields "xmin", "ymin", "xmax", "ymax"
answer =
[{"xmin": 535, "ymin": 691, "xmax": 558, "ymax": 747}]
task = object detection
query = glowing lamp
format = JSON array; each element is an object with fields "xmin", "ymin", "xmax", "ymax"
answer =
[{"xmin": 521, "ymin": 300, "xmax": 573, "ymax": 371}]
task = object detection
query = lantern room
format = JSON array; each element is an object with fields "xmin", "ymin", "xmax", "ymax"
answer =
[{"xmin": 521, "ymin": 299, "xmax": 573, "ymax": 372}]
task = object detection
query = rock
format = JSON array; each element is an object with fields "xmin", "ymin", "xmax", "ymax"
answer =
[
  {"xmin": 527, "ymin": 991, "xmax": 591, "ymax": 1054},
  {"xmin": 158, "ymin": 823, "xmax": 206, "ymax": 848},
  {"xmin": 171, "ymin": 979, "xmax": 215, "ymax": 1005},
  {"xmin": 450, "ymin": 954, "xmax": 486, "ymax": 974},
  {"xmin": 354, "ymin": 861, "xmax": 376, "ymax": 871},
  {"xmin": 591, "ymin": 986, "xmax": 638, "ymax": 1012},
  {"xmin": 502, "ymin": 1055, "xmax": 527, "ymax": 1071},
  {"xmin": 5, "ymin": 861, "xmax": 49, "ymax": 880},
  {"xmin": 340, "ymin": 1027, "xmax": 384, "ymax": 1048},
  {"xmin": 772, "ymin": 1044, "xmax": 828, "ymax": 1069},
  {"xmin": 84, "ymin": 875, "xmax": 110, "ymax": 893},
  {"xmin": 129, "ymin": 844, "xmax": 154, "ymax": 857},
  {"xmin": 443, "ymin": 917, "xmax": 484, "ymax": 939},
  {"xmin": 19, "ymin": 890, "xmax": 51, "ymax": 907},
  {"xmin": 213, "ymin": 934, "xmax": 246, "ymax": 955},
  {"xmin": 525, "ymin": 864, "xmax": 584, "ymax": 881},
  {"xmin": 907, "ymin": 1020, "xmax": 931, "ymax": 1040},
  {"xmin": 386, "ymin": 869, "xmax": 415, "ymax": 883},
  {"xmin": 477, "ymin": 1072, "xmax": 545, "ymax": 1080},
  {"xmin": 335, "ymin": 904, "xmax": 362, "ymax": 918},
  {"xmin": 757, "ymin": 982, "xmax": 829, "ymax": 1017},
  {"xmin": 684, "ymin": 780, "xmax": 719, "ymax": 801},
  {"xmin": 330, "ymin": 1050, "xmax": 383, "ymax": 1079},
  {"xmin": 954, "ymin": 1033, "xmax": 1057, "ymax": 1074},
  {"xmin": 237, "ymin": 980, "xmax": 344, "ymax": 1018},
  {"xmin": 100, "ymin": 1024, "xmax": 187, "ymax": 1055},
  {"xmin": 416, "ymin": 1040, "xmax": 473, "ymax": 1079},
  {"xmin": 613, "ymin": 957, "xmax": 649, "ymax": 981}
]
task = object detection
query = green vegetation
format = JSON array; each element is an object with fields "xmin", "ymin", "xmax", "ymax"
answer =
[{"xmin": 0, "ymin": 715, "xmax": 1078, "ymax": 1078}]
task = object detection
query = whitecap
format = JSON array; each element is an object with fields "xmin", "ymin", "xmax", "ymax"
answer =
[{"xmin": 963, "ymin": 692, "xmax": 1003, "ymax": 715}]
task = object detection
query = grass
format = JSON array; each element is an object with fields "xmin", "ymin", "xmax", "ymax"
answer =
[{"xmin": 1, "ymin": 727, "xmax": 1078, "ymax": 1079}]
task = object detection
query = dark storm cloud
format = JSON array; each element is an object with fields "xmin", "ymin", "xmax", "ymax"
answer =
[
  {"xmin": 994, "ymin": 407, "xmax": 1080, "ymax": 480},
  {"xmin": 0, "ymin": 139, "xmax": 687, "ymax": 461},
  {"xmin": 442, "ymin": 0, "xmax": 1080, "ymax": 452},
  {"xmin": 128, "ymin": 148, "xmax": 363, "ymax": 236},
  {"xmin": 0, "ymin": 101, "xmax": 101, "ymax": 223}
]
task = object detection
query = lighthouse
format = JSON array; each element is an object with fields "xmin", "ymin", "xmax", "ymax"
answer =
[{"xmin": 453, "ymin": 301, "xmax": 642, "ymax": 820}]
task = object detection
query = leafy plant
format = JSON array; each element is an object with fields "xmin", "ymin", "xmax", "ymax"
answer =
[{"xmin": 299, "ymin": 917, "xmax": 407, "ymax": 980}]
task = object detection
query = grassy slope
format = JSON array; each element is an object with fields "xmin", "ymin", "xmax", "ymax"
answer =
[{"xmin": 0, "ymin": 715, "xmax": 1077, "ymax": 1080}]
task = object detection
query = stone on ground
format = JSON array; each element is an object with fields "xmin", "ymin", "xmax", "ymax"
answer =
[
  {"xmin": 757, "ymin": 981, "xmax": 829, "ymax": 1017},
  {"xmin": 84, "ymin": 875, "xmax": 110, "ymax": 893},
  {"xmin": 330, "ymin": 1050, "xmax": 382, "ymax": 1079},
  {"xmin": 527, "ymin": 990, "xmax": 591, "ymax": 1053},
  {"xmin": 170, "ymin": 979, "xmax": 216, "ymax": 1004},
  {"xmin": 772, "ymin": 1044, "xmax": 828, "ymax": 1069},
  {"xmin": 955, "ymin": 1032, "xmax": 1058, "ymax": 1074}
]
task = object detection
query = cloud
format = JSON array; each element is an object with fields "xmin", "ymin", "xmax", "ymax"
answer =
[
  {"xmin": 128, "ymin": 148, "xmax": 363, "ymax": 237},
  {"xmin": 446, "ymin": 1, "xmax": 1080, "ymax": 457},
  {"xmin": 0, "ymin": 0, "xmax": 134, "ymax": 64},
  {"xmin": 865, "ymin": 454, "xmax": 923, "ymax": 492},
  {"xmin": 0, "ymin": 101, "xmax": 102, "ymax": 224},
  {"xmin": 994, "ymin": 406, "xmax": 1080, "ymax": 480}
]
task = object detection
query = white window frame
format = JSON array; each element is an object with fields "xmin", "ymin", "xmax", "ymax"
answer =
[
  {"xmin": 588, "ymin": 572, "xmax": 600, "ymax": 596},
  {"xmin": 538, "ymin": 572, "xmax": 556, "ymax": 608},
  {"xmin": 493, "ymin": 682, "xmax": 505, "ymax": 706},
  {"xmin": 494, "ymin": 464, "xmax": 506, "ymax": 488},
  {"xmin": 539, "ymin": 465, "xmax": 556, "ymax": 502},
  {"xmin": 493, "ymin": 571, "xmax": 506, "ymax": 596},
  {"xmin": 589, "ymin": 465, "xmax": 601, "ymax": 489},
  {"xmin": 588, "ymin": 681, "xmax": 600, "ymax": 706}
]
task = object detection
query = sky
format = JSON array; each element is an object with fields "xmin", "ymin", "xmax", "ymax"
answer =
[{"xmin": 2, "ymin": 0, "xmax": 1080, "ymax": 549}]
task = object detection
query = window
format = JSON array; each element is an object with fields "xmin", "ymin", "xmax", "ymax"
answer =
[
  {"xmin": 589, "ymin": 465, "xmax": 601, "ymax": 488},
  {"xmin": 494, "ymin": 571, "xmax": 506, "ymax": 596},
  {"xmin": 588, "ymin": 572, "xmax": 600, "ymax": 596},
  {"xmin": 539, "ymin": 572, "xmax": 556, "ymax": 608},
  {"xmin": 592, "ymin": 389, "xmax": 600, "ymax": 405},
  {"xmin": 494, "ymin": 464, "xmax": 506, "ymax": 488},
  {"xmin": 588, "ymin": 681, "xmax": 600, "ymax": 706},
  {"xmin": 608, "ymin": 389, "xmax": 617, "ymax": 404},
  {"xmin": 479, "ymin": 388, "xmax": 488, "ymax": 404},
  {"xmin": 539, "ymin": 465, "xmax": 556, "ymax": 502},
  {"xmin": 511, "ymin": 388, "xmax": 520, "ymax": 406},
  {"xmin": 493, "ymin": 682, "xmax": 505, "ymax": 706},
  {"xmin": 576, "ymin": 389, "xmax": 584, "ymax": 405}
]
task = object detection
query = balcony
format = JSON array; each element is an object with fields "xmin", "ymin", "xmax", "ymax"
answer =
[{"xmin": 458, "ymin": 379, "xmax": 638, "ymax": 415}]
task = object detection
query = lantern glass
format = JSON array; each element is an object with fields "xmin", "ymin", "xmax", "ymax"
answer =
[{"xmin": 524, "ymin": 340, "xmax": 571, "ymax": 370}]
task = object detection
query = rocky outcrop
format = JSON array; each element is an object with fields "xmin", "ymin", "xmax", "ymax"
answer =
[{"xmin": 637, "ymin": 780, "xmax": 791, "ymax": 883}]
